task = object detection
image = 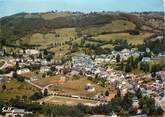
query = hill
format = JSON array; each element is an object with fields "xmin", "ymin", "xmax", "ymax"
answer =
[{"xmin": 0, "ymin": 11, "xmax": 163, "ymax": 48}]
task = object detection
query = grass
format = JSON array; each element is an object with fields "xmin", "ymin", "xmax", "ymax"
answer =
[
  {"xmin": 23, "ymin": 73, "xmax": 106, "ymax": 97},
  {"xmin": 50, "ymin": 77, "xmax": 106, "ymax": 97},
  {"xmin": 95, "ymin": 32, "xmax": 153, "ymax": 45},
  {"xmin": 0, "ymin": 80, "xmax": 38, "ymax": 101},
  {"xmin": 79, "ymin": 20, "xmax": 136, "ymax": 35},
  {"xmin": 38, "ymin": 96, "xmax": 97, "ymax": 106},
  {"xmin": 18, "ymin": 28, "xmax": 77, "ymax": 49},
  {"xmin": 33, "ymin": 76, "xmax": 61, "ymax": 87}
]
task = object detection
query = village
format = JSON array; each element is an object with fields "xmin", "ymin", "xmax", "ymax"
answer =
[{"xmin": 0, "ymin": 34, "xmax": 165, "ymax": 116}]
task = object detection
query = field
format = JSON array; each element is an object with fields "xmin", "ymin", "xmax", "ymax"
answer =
[
  {"xmin": 38, "ymin": 96, "xmax": 98, "ymax": 106},
  {"xmin": 49, "ymin": 78, "xmax": 106, "ymax": 97},
  {"xmin": 79, "ymin": 20, "xmax": 136, "ymax": 35},
  {"xmin": 32, "ymin": 76, "xmax": 61, "ymax": 87},
  {"xmin": 0, "ymin": 80, "xmax": 38, "ymax": 101},
  {"xmin": 28, "ymin": 74, "xmax": 106, "ymax": 97},
  {"xmin": 18, "ymin": 28, "xmax": 77, "ymax": 49},
  {"xmin": 95, "ymin": 32, "xmax": 153, "ymax": 45}
]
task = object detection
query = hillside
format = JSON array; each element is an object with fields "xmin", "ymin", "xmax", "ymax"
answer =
[{"xmin": 0, "ymin": 11, "xmax": 163, "ymax": 48}]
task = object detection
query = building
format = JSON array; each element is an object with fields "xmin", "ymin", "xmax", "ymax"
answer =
[
  {"xmin": 142, "ymin": 57, "xmax": 151, "ymax": 62},
  {"xmin": 40, "ymin": 66, "xmax": 51, "ymax": 73},
  {"xmin": 85, "ymin": 83, "xmax": 95, "ymax": 92},
  {"xmin": 132, "ymin": 96, "xmax": 139, "ymax": 108},
  {"xmin": 16, "ymin": 68, "xmax": 30, "ymax": 75},
  {"xmin": 25, "ymin": 49, "xmax": 39, "ymax": 55}
]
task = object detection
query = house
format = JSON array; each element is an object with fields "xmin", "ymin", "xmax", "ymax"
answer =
[
  {"xmin": 16, "ymin": 68, "xmax": 30, "ymax": 75},
  {"xmin": 72, "ymin": 54, "xmax": 96, "ymax": 72},
  {"xmin": 158, "ymin": 52, "xmax": 165, "ymax": 57},
  {"xmin": 142, "ymin": 57, "xmax": 151, "ymax": 62},
  {"xmin": 132, "ymin": 96, "xmax": 139, "ymax": 108},
  {"xmin": 70, "ymin": 70, "xmax": 79, "ymax": 76},
  {"xmin": 30, "ymin": 76, "xmax": 38, "ymax": 81},
  {"xmin": 25, "ymin": 49, "xmax": 39, "ymax": 55},
  {"xmin": 85, "ymin": 83, "xmax": 95, "ymax": 92},
  {"xmin": 40, "ymin": 66, "xmax": 50, "ymax": 73},
  {"xmin": 145, "ymin": 48, "xmax": 150, "ymax": 53}
]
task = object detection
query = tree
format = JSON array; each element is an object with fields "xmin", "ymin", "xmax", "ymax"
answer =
[
  {"xmin": 30, "ymin": 92, "xmax": 43, "ymax": 100},
  {"xmin": 136, "ymin": 88, "xmax": 142, "ymax": 99},
  {"xmin": 43, "ymin": 89, "xmax": 48, "ymax": 96},
  {"xmin": 140, "ymin": 62, "xmax": 150, "ymax": 73},
  {"xmin": 2, "ymin": 84, "xmax": 6, "ymax": 91},
  {"xmin": 43, "ymin": 49, "xmax": 48, "ymax": 55},
  {"xmin": 116, "ymin": 54, "xmax": 121, "ymax": 63},
  {"xmin": 105, "ymin": 90, "xmax": 110, "ymax": 96},
  {"xmin": 116, "ymin": 88, "xmax": 121, "ymax": 97},
  {"xmin": 139, "ymin": 96, "xmax": 156, "ymax": 115},
  {"xmin": 125, "ymin": 63, "xmax": 132, "ymax": 73}
]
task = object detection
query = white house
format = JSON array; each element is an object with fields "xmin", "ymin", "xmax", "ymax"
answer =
[
  {"xmin": 40, "ymin": 66, "xmax": 50, "ymax": 73},
  {"xmin": 25, "ymin": 49, "xmax": 39, "ymax": 55},
  {"xmin": 85, "ymin": 83, "xmax": 95, "ymax": 92},
  {"xmin": 17, "ymin": 68, "xmax": 30, "ymax": 75}
]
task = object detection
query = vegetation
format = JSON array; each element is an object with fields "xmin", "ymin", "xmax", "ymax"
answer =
[{"xmin": 0, "ymin": 91, "xmax": 162, "ymax": 117}]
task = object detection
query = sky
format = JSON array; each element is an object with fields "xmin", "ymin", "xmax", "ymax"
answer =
[{"xmin": 0, "ymin": 0, "xmax": 164, "ymax": 17}]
